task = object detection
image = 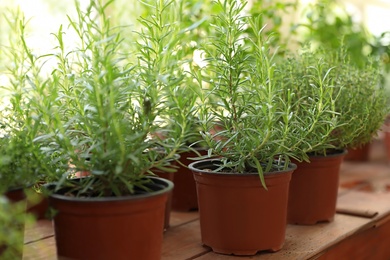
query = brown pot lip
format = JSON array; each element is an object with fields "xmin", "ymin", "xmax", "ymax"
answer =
[
  {"xmin": 179, "ymin": 146, "xmax": 208, "ymax": 153},
  {"xmin": 44, "ymin": 176, "xmax": 173, "ymax": 203},
  {"xmin": 188, "ymin": 158, "xmax": 297, "ymax": 176},
  {"xmin": 305, "ymin": 149, "xmax": 347, "ymax": 159},
  {"xmin": 6, "ymin": 184, "xmax": 33, "ymax": 193}
]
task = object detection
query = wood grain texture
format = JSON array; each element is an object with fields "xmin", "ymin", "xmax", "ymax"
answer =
[
  {"xmin": 24, "ymin": 237, "xmax": 57, "ymax": 260},
  {"xmin": 162, "ymin": 220, "xmax": 210, "ymax": 260},
  {"xmin": 314, "ymin": 214, "xmax": 390, "ymax": 260},
  {"xmin": 169, "ymin": 211, "xmax": 199, "ymax": 228},
  {"xmin": 24, "ymin": 220, "xmax": 54, "ymax": 244},
  {"xmin": 336, "ymin": 191, "xmax": 390, "ymax": 217},
  {"xmin": 196, "ymin": 214, "xmax": 370, "ymax": 260}
]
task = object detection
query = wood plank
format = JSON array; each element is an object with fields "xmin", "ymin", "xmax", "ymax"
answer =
[
  {"xmin": 162, "ymin": 220, "xmax": 211, "ymax": 260},
  {"xmin": 24, "ymin": 220, "xmax": 54, "ymax": 244},
  {"xmin": 196, "ymin": 214, "xmax": 369, "ymax": 260},
  {"xmin": 314, "ymin": 214, "xmax": 390, "ymax": 259},
  {"xmin": 22, "ymin": 202, "xmax": 390, "ymax": 260},
  {"xmin": 169, "ymin": 211, "xmax": 199, "ymax": 228},
  {"xmin": 23, "ymin": 237, "xmax": 57, "ymax": 260},
  {"xmin": 339, "ymin": 162, "xmax": 390, "ymax": 186},
  {"xmin": 336, "ymin": 191, "xmax": 390, "ymax": 217},
  {"xmin": 338, "ymin": 161, "xmax": 390, "ymax": 197}
]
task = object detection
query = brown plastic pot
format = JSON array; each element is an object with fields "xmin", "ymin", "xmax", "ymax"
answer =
[
  {"xmin": 153, "ymin": 170, "xmax": 174, "ymax": 230},
  {"xmin": 152, "ymin": 154, "xmax": 179, "ymax": 230},
  {"xmin": 5, "ymin": 187, "xmax": 26, "ymax": 202},
  {"xmin": 171, "ymin": 148, "xmax": 208, "ymax": 211},
  {"xmin": 46, "ymin": 176, "xmax": 173, "ymax": 260},
  {"xmin": 2, "ymin": 187, "xmax": 27, "ymax": 259},
  {"xmin": 287, "ymin": 150, "xmax": 346, "ymax": 225},
  {"xmin": 7, "ymin": 186, "xmax": 49, "ymax": 220},
  {"xmin": 189, "ymin": 159, "xmax": 295, "ymax": 255},
  {"xmin": 345, "ymin": 143, "xmax": 370, "ymax": 161}
]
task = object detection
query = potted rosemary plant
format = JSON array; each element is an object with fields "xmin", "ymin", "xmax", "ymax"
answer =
[
  {"xmin": 333, "ymin": 52, "xmax": 389, "ymax": 158},
  {"xmin": 23, "ymin": 0, "xmax": 190, "ymax": 259},
  {"xmin": 275, "ymin": 48, "xmax": 346, "ymax": 225},
  {"xmin": 0, "ymin": 10, "xmax": 53, "ymax": 256},
  {"xmin": 0, "ymin": 8, "xmax": 52, "ymax": 217},
  {"xmin": 140, "ymin": 0, "xmax": 207, "ymax": 212},
  {"xmin": 283, "ymin": 47, "xmax": 389, "ymax": 225},
  {"xmin": 187, "ymin": 0, "xmax": 338, "ymax": 255}
]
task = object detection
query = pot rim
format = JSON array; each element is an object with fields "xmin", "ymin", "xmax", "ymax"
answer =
[
  {"xmin": 6, "ymin": 184, "xmax": 33, "ymax": 192},
  {"xmin": 306, "ymin": 149, "xmax": 348, "ymax": 159},
  {"xmin": 188, "ymin": 158, "xmax": 297, "ymax": 176},
  {"xmin": 44, "ymin": 176, "xmax": 173, "ymax": 203}
]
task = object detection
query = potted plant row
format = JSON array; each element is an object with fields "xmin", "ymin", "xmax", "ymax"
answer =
[
  {"xmin": 1, "ymin": 0, "xmax": 389, "ymax": 258},
  {"xmin": 272, "ymin": 47, "xmax": 344, "ymax": 225}
]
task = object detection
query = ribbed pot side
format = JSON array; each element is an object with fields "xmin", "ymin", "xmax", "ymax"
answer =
[
  {"xmin": 152, "ymin": 154, "xmax": 179, "ymax": 230},
  {"xmin": 152, "ymin": 170, "xmax": 174, "ymax": 230},
  {"xmin": 288, "ymin": 150, "xmax": 346, "ymax": 225},
  {"xmin": 345, "ymin": 143, "xmax": 370, "ymax": 161},
  {"xmin": 189, "ymin": 159, "xmax": 295, "ymax": 256},
  {"xmin": 172, "ymin": 149, "xmax": 208, "ymax": 211},
  {"xmin": 48, "ymin": 177, "xmax": 173, "ymax": 260}
]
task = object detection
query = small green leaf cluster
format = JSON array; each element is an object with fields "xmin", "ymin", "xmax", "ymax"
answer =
[
  {"xmin": 275, "ymin": 45, "xmax": 389, "ymax": 155},
  {"xmin": 134, "ymin": 0, "xmax": 204, "ymax": 152},
  {"xmin": 274, "ymin": 47, "xmax": 340, "ymax": 158},
  {"xmin": 329, "ymin": 50, "xmax": 389, "ymax": 149}
]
